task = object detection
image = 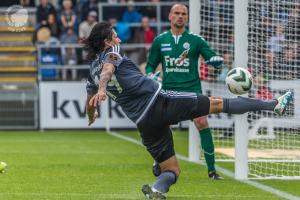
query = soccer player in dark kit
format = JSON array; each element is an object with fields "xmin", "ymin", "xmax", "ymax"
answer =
[{"xmin": 84, "ymin": 22, "xmax": 293, "ymax": 199}]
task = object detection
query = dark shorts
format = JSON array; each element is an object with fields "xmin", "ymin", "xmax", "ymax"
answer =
[{"xmin": 137, "ymin": 90, "xmax": 210, "ymax": 163}]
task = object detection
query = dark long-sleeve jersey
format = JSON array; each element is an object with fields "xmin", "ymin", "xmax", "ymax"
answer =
[{"xmin": 86, "ymin": 45, "xmax": 161, "ymax": 124}]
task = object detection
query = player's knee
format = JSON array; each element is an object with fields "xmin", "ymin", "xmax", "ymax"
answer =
[
  {"xmin": 209, "ymin": 97, "xmax": 223, "ymax": 113},
  {"xmin": 194, "ymin": 117, "xmax": 209, "ymax": 129},
  {"xmin": 210, "ymin": 96, "xmax": 222, "ymax": 100},
  {"xmin": 161, "ymin": 165, "xmax": 181, "ymax": 177},
  {"xmin": 159, "ymin": 155, "xmax": 180, "ymax": 177}
]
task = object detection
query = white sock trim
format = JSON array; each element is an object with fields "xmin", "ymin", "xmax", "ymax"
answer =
[{"xmin": 151, "ymin": 186, "xmax": 163, "ymax": 194}]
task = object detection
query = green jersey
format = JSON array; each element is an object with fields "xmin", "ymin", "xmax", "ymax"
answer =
[{"xmin": 146, "ymin": 30, "xmax": 217, "ymax": 93}]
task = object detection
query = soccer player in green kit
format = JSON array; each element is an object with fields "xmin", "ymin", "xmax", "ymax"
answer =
[{"xmin": 146, "ymin": 3, "xmax": 224, "ymax": 180}]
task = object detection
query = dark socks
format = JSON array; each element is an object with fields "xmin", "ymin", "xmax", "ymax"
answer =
[
  {"xmin": 223, "ymin": 96, "xmax": 277, "ymax": 114},
  {"xmin": 152, "ymin": 171, "xmax": 177, "ymax": 193}
]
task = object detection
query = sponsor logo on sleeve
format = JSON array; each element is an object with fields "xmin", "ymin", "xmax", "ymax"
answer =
[{"xmin": 161, "ymin": 43, "xmax": 172, "ymax": 51}]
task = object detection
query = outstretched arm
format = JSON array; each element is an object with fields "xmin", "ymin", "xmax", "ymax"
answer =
[
  {"xmin": 89, "ymin": 63, "xmax": 115, "ymax": 107},
  {"xmin": 86, "ymin": 95, "xmax": 97, "ymax": 126},
  {"xmin": 86, "ymin": 75, "xmax": 98, "ymax": 125}
]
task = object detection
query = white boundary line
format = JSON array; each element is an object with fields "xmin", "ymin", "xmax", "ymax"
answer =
[
  {"xmin": 0, "ymin": 192, "xmax": 274, "ymax": 199},
  {"xmin": 0, "ymin": 193, "xmax": 139, "ymax": 199},
  {"xmin": 108, "ymin": 131, "xmax": 300, "ymax": 200}
]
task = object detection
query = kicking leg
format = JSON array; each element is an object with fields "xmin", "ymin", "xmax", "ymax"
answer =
[{"xmin": 209, "ymin": 91, "xmax": 293, "ymax": 115}]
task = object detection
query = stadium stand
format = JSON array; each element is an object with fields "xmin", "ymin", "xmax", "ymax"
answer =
[
  {"xmin": 0, "ymin": 8, "xmax": 37, "ymax": 83},
  {"xmin": 0, "ymin": 6, "xmax": 38, "ymax": 128}
]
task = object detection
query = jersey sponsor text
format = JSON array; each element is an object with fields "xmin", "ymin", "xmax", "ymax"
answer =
[
  {"xmin": 166, "ymin": 67, "xmax": 189, "ymax": 73},
  {"xmin": 164, "ymin": 55, "xmax": 190, "ymax": 67}
]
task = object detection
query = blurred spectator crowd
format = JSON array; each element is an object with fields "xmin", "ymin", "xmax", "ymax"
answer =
[
  {"xmin": 19, "ymin": 0, "xmax": 184, "ymax": 80},
  {"xmin": 6, "ymin": 0, "xmax": 298, "ymax": 85},
  {"xmin": 248, "ymin": 1, "xmax": 300, "ymax": 100}
]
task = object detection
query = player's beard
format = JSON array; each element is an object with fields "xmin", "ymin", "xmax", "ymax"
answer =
[
  {"xmin": 173, "ymin": 19, "xmax": 186, "ymax": 29},
  {"xmin": 174, "ymin": 23, "xmax": 185, "ymax": 29}
]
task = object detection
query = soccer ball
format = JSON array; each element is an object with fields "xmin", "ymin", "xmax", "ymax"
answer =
[
  {"xmin": 0, "ymin": 161, "xmax": 7, "ymax": 173},
  {"xmin": 225, "ymin": 67, "xmax": 253, "ymax": 95}
]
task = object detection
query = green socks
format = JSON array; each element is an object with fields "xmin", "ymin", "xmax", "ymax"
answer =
[{"xmin": 200, "ymin": 128, "xmax": 215, "ymax": 172}]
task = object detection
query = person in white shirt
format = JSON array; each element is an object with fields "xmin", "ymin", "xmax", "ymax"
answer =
[{"xmin": 79, "ymin": 11, "xmax": 97, "ymax": 39}]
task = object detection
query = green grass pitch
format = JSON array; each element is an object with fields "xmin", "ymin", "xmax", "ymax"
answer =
[{"xmin": 0, "ymin": 130, "xmax": 299, "ymax": 200}]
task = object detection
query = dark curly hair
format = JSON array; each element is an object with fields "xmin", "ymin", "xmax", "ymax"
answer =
[{"xmin": 82, "ymin": 22, "xmax": 113, "ymax": 61}]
